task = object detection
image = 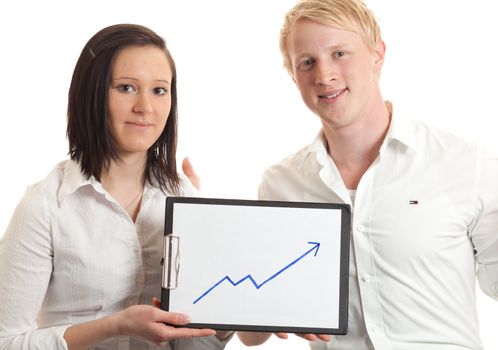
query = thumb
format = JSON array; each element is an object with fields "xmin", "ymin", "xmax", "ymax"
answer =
[
  {"xmin": 151, "ymin": 297, "xmax": 161, "ymax": 308},
  {"xmin": 182, "ymin": 157, "xmax": 201, "ymax": 191}
]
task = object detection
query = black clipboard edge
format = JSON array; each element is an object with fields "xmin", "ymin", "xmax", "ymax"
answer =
[
  {"xmin": 161, "ymin": 196, "xmax": 351, "ymax": 335},
  {"xmin": 160, "ymin": 283, "xmax": 346, "ymax": 334},
  {"xmin": 173, "ymin": 323, "xmax": 346, "ymax": 335}
]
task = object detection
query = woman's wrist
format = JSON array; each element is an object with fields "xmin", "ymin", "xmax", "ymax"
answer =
[
  {"xmin": 63, "ymin": 315, "xmax": 120, "ymax": 350},
  {"xmin": 105, "ymin": 312, "xmax": 122, "ymax": 338}
]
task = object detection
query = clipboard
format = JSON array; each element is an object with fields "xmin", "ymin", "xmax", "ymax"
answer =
[{"xmin": 160, "ymin": 197, "xmax": 350, "ymax": 335}]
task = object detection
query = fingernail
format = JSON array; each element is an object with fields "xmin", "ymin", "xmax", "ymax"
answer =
[{"xmin": 184, "ymin": 315, "xmax": 191, "ymax": 323}]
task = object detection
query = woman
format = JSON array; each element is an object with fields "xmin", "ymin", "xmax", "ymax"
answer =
[{"xmin": 0, "ymin": 24, "xmax": 231, "ymax": 349}]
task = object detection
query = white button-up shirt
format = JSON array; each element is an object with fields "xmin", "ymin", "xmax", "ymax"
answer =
[
  {"xmin": 0, "ymin": 159, "xmax": 228, "ymax": 350},
  {"xmin": 258, "ymin": 110, "xmax": 498, "ymax": 349}
]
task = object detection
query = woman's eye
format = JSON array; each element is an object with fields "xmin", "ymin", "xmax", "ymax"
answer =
[
  {"xmin": 117, "ymin": 84, "xmax": 135, "ymax": 93},
  {"xmin": 154, "ymin": 87, "xmax": 168, "ymax": 96}
]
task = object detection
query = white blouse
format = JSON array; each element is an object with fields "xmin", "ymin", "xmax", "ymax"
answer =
[{"xmin": 0, "ymin": 159, "xmax": 227, "ymax": 350}]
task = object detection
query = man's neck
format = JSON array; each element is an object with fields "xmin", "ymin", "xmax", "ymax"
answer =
[{"xmin": 323, "ymin": 101, "xmax": 392, "ymax": 190}]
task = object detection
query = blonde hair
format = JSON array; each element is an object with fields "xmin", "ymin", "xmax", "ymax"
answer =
[{"xmin": 280, "ymin": 0, "xmax": 382, "ymax": 73}]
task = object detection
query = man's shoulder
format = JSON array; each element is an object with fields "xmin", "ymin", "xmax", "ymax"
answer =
[
  {"xmin": 409, "ymin": 119, "xmax": 479, "ymax": 154},
  {"xmin": 389, "ymin": 112, "xmax": 479, "ymax": 159},
  {"xmin": 262, "ymin": 143, "xmax": 316, "ymax": 178},
  {"xmin": 259, "ymin": 142, "xmax": 324, "ymax": 200}
]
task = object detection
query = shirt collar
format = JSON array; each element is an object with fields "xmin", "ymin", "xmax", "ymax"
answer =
[
  {"xmin": 303, "ymin": 102, "xmax": 418, "ymax": 168},
  {"xmin": 57, "ymin": 159, "xmax": 99, "ymax": 207},
  {"xmin": 382, "ymin": 102, "xmax": 418, "ymax": 153},
  {"xmin": 306, "ymin": 130, "xmax": 329, "ymax": 167},
  {"xmin": 57, "ymin": 159, "xmax": 165, "ymax": 207}
]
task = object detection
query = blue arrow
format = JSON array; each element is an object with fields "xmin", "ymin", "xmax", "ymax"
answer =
[{"xmin": 193, "ymin": 241, "xmax": 320, "ymax": 304}]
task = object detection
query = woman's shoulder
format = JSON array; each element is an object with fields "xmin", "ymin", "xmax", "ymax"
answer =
[
  {"xmin": 5, "ymin": 161, "xmax": 71, "ymax": 235},
  {"xmin": 20, "ymin": 159, "xmax": 88, "ymax": 211},
  {"xmin": 27, "ymin": 160, "xmax": 76, "ymax": 195}
]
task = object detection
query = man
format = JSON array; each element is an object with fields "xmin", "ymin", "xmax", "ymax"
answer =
[{"xmin": 237, "ymin": 0, "xmax": 498, "ymax": 349}]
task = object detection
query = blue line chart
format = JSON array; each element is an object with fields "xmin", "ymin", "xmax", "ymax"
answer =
[{"xmin": 193, "ymin": 241, "xmax": 320, "ymax": 304}]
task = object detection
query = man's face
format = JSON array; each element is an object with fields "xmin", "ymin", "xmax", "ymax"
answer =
[{"xmin": 287, "ymin": 18, "xmax": 384, "ymax": 130}]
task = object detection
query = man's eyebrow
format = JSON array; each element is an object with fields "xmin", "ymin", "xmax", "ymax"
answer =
[{"xmin": 295, "ymin": 43, "xmax": 350, "ymax": 58}]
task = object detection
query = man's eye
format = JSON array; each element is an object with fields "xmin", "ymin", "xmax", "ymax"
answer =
[
  {"xmin": 303, "ymin": 59, "xmax": 314, "ymax": 66},
  {"xmin": 334, "ymin": 51, "xmax": 346, "ymax": 58},
  {"xmin": 298, "ymin": 59, "xmax": 314, "ymax": 70}
]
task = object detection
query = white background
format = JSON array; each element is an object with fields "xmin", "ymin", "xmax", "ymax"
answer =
[{"xmin": 0, "ymin": 0, "xmax": 496, "ymax": 348}]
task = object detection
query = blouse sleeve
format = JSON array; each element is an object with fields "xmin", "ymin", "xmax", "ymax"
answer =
[{"xmin": 0, "ymin": 184, "xmax": 70, "ymax": 350}]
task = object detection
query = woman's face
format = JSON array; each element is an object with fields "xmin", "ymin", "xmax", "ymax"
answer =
[{"xmin": 107, "ymin": 45, "xmax": 173, "ymax": 158}]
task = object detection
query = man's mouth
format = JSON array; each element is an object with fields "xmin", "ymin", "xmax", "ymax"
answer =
[{"xmin": 318, "ymin": 89, "xmax": 346, "ymax": 100}]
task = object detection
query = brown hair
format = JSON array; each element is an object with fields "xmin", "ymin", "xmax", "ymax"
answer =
[{"xmin": 67, "ymin": 23, "xmax": 180, "ymax": 193}]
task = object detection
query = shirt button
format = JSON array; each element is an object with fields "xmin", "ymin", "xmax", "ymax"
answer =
[
  {"xmin": 371, "ymin": 325, "xmax": 377, "ymax": 333},
  {"xmin": 357, "ymin": 224, "xmax": 365, "ymax": 232},
  {"xmin": 362, "ymin": 274, "xmax": 371, "ymax": 282}
]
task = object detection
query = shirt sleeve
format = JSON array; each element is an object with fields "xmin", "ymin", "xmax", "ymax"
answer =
[
  {"xmin": 470, "ymin": 153, "xmax": 498, "ymax": 301},
  {"xmin": 170, "ymin": 333, "xmax": 234, "ymax": 350},
  {"xmin": 0, "ymin": 185, "xmax": 70, "ymax": 350}
]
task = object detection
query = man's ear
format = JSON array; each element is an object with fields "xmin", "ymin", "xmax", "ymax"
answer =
[
  {"xmin": 372, "ymin": 40, "xmax": 386, "ymax": 78},
  {"xmin": 373, "ymin": 40, "xmax": 386, "ymax": 67}
]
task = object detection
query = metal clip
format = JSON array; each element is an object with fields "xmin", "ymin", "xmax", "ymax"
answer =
[{"xmin": 162, "ymin": 234, "xmax": 180, "ymax": 289}]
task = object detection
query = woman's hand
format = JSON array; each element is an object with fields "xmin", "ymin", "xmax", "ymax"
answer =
[
  {"xmin": 182, "ymin": 157, "xmax": 201, "ymax": 190},
  {"xmin": 112, "ymin": 304, "xmax": 215, "ymax": 346},
  {"xmin": 64, "ymin": 299, "xmax": 215, "ymax": 349},
  {"xmin": 153, "ymin": 297, "xmax": 232, "ymax": 342}
]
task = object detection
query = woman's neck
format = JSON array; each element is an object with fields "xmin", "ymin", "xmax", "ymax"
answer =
[{"xmin": 100, "ymin": 153, "xmax": 147, "ymax": 222}]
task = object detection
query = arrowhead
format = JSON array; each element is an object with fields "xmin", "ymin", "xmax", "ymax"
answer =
[{"xmin": 308, "ymin": 241, "xmax": 320, "ymax": 256}]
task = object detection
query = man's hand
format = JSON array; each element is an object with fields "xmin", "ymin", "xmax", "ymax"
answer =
[{"xmin": 237, "ymin": 331, "xmax": 330, "ymax": 346}]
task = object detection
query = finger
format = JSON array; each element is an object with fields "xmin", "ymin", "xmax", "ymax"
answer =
[
  {"xmin": 296, "ymin": 333, "xmax": 319, "ymax": 341},
  {"xmin": 274, "ymin": 332, "xmax": 289, "ymax": 339},
  {"xmin": 166, "ymin": 327, "xmax": 216, "ymax": 339},
  {"xmin": 182, "ymin": 157, "xmax": 201, "ymax": 190},
  {"xmin": 317, "ymin": 334, "xmax": 331, "ymax": 342},
  {"xmin": 154, "ymin": 327, "xmax": 215, "ymax": 344},
  {"xmin": 151, "ymin": 297, "xmax": 161, "ymax": 308},
  {"xmin": 186, "ymin": 328, "xmax": 216, "ymax": 337},
  {"xmin": 159, "ymin": 311, "xmax": 191, "ymax": 326}
]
